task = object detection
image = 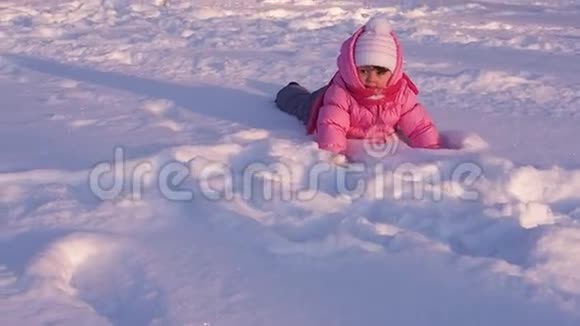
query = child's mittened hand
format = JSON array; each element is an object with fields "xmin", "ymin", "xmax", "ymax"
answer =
[{"xmin": 330, "ymin": 153, "xmax": 349, "ymax": 167}]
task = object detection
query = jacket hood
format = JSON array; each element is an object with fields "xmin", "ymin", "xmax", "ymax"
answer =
[{"xmin": 335, "ymin": 25, "xmax": 405, "ymax": 104}]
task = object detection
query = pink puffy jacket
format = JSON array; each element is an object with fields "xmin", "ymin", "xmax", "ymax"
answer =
[{"xmin": 306, "ymin": 26, "xmax": 440, "ymax": 154}]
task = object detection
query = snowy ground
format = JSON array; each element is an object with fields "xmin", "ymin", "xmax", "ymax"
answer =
[{"xmin": 1, "ymin": 0, "xmax": 580, "ymax": 325}]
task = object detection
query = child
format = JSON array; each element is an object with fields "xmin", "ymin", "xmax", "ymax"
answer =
[{"xmin": 275, "ymin": 16, "xmax": 441, "ymax": 162}]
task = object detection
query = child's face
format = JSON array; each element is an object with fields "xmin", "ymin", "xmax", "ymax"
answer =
[{"xmin": 356, "ymin": 66, "xmax": 392, "ymax": 90}]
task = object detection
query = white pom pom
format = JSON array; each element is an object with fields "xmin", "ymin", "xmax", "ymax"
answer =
[{"xmin": 365, "ymin": 16, "xmax": 392, "ymax": 35}]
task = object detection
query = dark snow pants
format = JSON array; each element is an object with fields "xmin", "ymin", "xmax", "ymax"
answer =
[{"xmin": 274, "ymin": 83, "xmax": 326, "ymax": 125}]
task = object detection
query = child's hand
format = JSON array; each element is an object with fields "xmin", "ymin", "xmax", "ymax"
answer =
[{"xmin": 330, "ymin": 153, "xmax": 349, "ymax": 167}]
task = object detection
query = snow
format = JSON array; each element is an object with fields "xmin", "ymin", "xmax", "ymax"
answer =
[{"xmin": 1, "ymin": 0, "xmax": 580, "ymax": 325}]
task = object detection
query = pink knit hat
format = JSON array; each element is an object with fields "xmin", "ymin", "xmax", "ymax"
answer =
[{"xmin": 354, "ymin": 17, "xmax": 398, "ymax": 72}]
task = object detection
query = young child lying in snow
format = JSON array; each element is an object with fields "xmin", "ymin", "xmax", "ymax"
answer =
[{"xmin": 275, "ymin": 16, "xmax": 442, "ymax": 164}]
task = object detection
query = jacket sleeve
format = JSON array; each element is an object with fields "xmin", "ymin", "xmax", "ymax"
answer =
[
  {"xmin": 316, "ymin": 86, "xmax": 351, "ymax": 154},
  {"xmin": 396, "ymin": 88, "xmax": 440, "ymax": 149}
]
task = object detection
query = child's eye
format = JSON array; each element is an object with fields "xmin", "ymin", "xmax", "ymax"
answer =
[{"xmin": 373, "ymin": 66, "xmax": 388, "ymax": 75}]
